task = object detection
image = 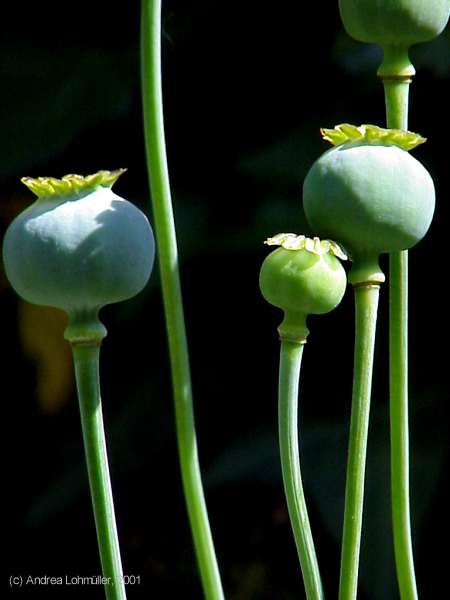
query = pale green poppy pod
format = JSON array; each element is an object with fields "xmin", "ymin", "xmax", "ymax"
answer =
[
  {"xmin": 303, "ymin": 125, "xmax": 435, "ymax": 259},
  {"xmin": 3, "ymin": 170, "xmax": 155, "ymax": 315},
  {"xmin": 259, "ymin": 234, "xmax": 347, "ymax": 317},
  {"xmin": 339, "ymin": 0, "xmax": 450, "ymax": 47}
]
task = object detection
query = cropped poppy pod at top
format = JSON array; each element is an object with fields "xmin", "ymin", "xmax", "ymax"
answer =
[{"xmin": 339, "ymin": 0, "xmax": 450, "ymax": 47}]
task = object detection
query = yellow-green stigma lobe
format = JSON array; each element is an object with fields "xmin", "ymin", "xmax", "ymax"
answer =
[
  {"xmin": 265, "ymin": 233, "xmax": 348, "ymax": 261},
  {"xmin": 320, "ymin": 124, "xmax": 425, "ymax": 151},
  {"xmin": 21, "ymin": 169, "xmax": 127, "ymax": 199}
]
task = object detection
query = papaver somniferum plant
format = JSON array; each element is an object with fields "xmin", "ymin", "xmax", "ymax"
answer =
[{"xmin": 3, "ymin": 169, "xmax": 154, "ymax": 600}]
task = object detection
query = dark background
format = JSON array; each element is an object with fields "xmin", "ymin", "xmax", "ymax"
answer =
[{"xmin": 1, "ymin": 2, "xmax": 449, "ymax": 598}]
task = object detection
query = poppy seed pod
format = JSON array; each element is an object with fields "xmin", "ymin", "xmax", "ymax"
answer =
[
  {"xmin": 259, "ymin": 234, "xmax": 347, "ymax": 341},
  {"xmin": 3, "ymin": 170, "xmax": 155, "ymax": 338},
  {"xmin": 339, "ymin": 0, "xmax": 450, "ymax": 48},
  {"xmin": 303, "ymin": 125, "xmax": 435, "ymax": 273}
]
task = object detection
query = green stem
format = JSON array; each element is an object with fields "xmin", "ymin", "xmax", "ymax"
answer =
[
  {"xmin": 382, "ymin": 79, "xmax": 410, "ymax": 130},
  {"xmin": 338, "ymin": 284, "xmax": 380, "ymax": 600},
  {"xmin": 389, "ymin": 250, "xmax": 418, "ymax": 600},
  {"xmin": 382, "ymin": 71, "xmax": 419, "ymax": 600},
  {"xmin": 140, "ymin": 2, "xmax": 224, "ymax": 599},
  {"xmin": 72, "ymin": 343, "xmax": 126, "ymax": 600},
  {"xmin": 278, "ymin": 340, "xmax": 324, "ymax": 600}
]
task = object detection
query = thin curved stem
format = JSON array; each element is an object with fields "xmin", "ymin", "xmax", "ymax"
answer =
[
  {"xmin": 278, "ymin": 340, "xmax": 324, "ymax": 600},
  {"xmin": 383, "ymin": 75, "xmax": 419, "ymax": 600},
  {"xmin": 72, "ymin": 343, "xmax": 126, "ymax": 600},
  {"xmin": 338, "ymin": 284, "xmax": 380, "ymax": 600},
  {"xmin": 140, "ymin": 2, "xmax": 224, "ymax": 599}
]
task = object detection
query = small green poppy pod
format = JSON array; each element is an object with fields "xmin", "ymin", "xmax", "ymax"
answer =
[
  {"xmin": 259, "ymin": 234, "xmax": 348, "ymax": 342},
  {"xmin": 303, "ymin": 125, "xmax": 435, "ymax": 284},
  {"xmin": 3, "ymin": 170, "xmax": 155, "ymax": 342},
  {"xmin": 339, "ymin": 0, "xmax": 450, "ymax": 48}
]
